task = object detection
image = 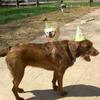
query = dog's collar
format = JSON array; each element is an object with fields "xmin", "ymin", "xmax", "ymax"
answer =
[
  {"xmin": 66, "ymin": 46, "xmax": 76, "ymax": 64},
  {"xmin": 72, "ymin": 58, "xmax": 76, "ymax": 64}
]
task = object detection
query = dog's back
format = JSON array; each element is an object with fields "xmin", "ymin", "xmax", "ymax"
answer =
[{"xmin": 6, "ymin": 40, "xmax": 69, "ymax": 71}]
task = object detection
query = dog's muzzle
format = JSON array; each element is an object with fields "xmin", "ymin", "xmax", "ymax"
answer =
[{"xmin": 49, "ymin": 32, "xmax": 54, "ymax": 38}]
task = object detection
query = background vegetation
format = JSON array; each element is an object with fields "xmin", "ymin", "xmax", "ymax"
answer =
[{"xmin": 0, "ymin": 0, "xmax": 100, "ymax": 24}]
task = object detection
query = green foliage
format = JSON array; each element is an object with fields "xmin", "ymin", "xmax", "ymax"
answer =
[
  {"xmin": 0, "ymin": 4, "xmax": 58, "ymax": 24},
  {"xmin": 92, "ymin": 2, "xmax": 100, "ymax": 6},
  {"xmin": 0, "ymin": 2, "xmax": 100, "ymax": 24}
]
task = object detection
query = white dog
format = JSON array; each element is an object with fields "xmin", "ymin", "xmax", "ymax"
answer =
[
  {"xmin": 60, "ymin": 0, "xmax": 66, "ymax": 12},
  {"xmin": 44, "ymin": 18, "xmax": 60, "ymax": 42}
]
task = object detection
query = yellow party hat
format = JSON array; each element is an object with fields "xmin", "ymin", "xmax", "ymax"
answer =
[
  {"xmin": 44, "ymin": 20, "xmax": 52, "ymax": 33},
  {"xmin": 75, "ymin": 25, "xmax": 86, "ymax": 42}
]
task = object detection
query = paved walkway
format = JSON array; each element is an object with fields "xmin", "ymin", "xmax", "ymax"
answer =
[{"xmin": 0, "ymin": 8, "xmax": 100, "ymax": 100}]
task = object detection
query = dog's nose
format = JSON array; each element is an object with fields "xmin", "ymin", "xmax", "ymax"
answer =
[
  {"xmin": 93, "ymin": 49, "xmax": 99, "ymax": 56},
  {"xmin": 49, "ymin": 32, "xmax": 53, "ymax": 38},
  {"xmin": 90, "ymin": 47, "xmax": 99, "ymax": 56},
  {"xmin": 96, "ymin": 50, "xmax": 99, "ymax": 55}
]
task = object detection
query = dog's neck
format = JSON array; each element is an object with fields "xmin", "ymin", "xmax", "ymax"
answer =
[{"xmin": 66, "ymin": 46, "xmax": 76, "ymax": 64}]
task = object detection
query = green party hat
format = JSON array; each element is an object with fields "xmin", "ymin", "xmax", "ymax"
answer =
[
  {"xmin": 75, "ymin": 25, "xmax": 86, "ymax": 42},
  {"xmin": 44, "ymin": 20, "xmax": 52, "ymax": 33}
]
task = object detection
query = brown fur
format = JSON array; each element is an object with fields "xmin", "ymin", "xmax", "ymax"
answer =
[{"xmin": 0, "ymin": 39, "xmax": 99, "ymax": 100}]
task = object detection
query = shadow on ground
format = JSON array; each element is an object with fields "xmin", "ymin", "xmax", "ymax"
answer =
[{"xmin": 25, "ymin": 84, "xmax": 100, "ymax": 100}]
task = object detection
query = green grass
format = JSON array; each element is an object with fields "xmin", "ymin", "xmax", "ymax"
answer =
[
  {"xmin": 65, "ymin": 2, "xmax": 100, "ymax": 7},
  {"xmin": 0, "ymin": 4, "xmax": 58, "ymax": 24},
  {"xmin": 92, "ymin": 2, "xmax": 100, "ymax": 6},
  {"xmin": 0, "ymin": 2, "xmax": 100, "ymax": 24},
  {"xmin": 65, "ymin": 2, "xmax": 89, "ymax": 7}
]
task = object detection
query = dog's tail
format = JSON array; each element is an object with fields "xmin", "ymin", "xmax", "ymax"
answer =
[{"xmin": 0, "ymin": 46, "xmax": 11, "ymax": 57}]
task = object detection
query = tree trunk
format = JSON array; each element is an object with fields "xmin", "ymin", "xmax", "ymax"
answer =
[
  {"xmin": 36, "ymin": 0, "xmax": 39, "ymax": 7},
  {"xmin": 16, "ymin": 0, "xmax": 19, "ymax": 8},
  {"xmin": 60, "ymin": 0, "xmax": 63, "ymax": 4},
  {"xmin": 90, "ymin": 0, "xmax": 93, "ymax": 6},
  {"xmin": 0, "ymin": 0, "xmax": 2, "ymax": 6}
]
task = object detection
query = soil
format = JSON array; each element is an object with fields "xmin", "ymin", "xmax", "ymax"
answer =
[{"xmin": 0, "ymin": 7, "xmax": 96, "ymax": 48}]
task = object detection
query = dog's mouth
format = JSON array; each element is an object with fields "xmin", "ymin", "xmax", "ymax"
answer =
[
  {"xmin": 83, "ymin": 54, "xmax": 91, "ymax": 62},
  {"xmin": 83, "ymin": 50, "xmax": 99, "ymax": 62},
  {"xmin": 89, "ymin": 49, "xmax": 99, "ymax": 56},
  {"xmin": 49, "ymin": 31, "xmax": 56, "ymax": 38},
  {"xmin": 45, "ymin": 31, "xmax": 56, "ymax": 38},
  {"xmin": 82, "ymin": 47, "xmax": 99, "ymax": 62}
]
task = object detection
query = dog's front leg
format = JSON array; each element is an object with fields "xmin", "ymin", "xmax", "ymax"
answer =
[
  {"xmin": 57, "ymin": 69, "xmax": 68, "ymax": 96},
  {"xmin": 52, "ymin": 71, "xmax": 58, "ymax": 91}
]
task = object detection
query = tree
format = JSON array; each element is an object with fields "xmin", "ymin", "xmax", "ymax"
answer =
[
  {"xmin": 16, "ymin": 0, "xmax": 19, "ymax": 8},
  {"xmin": 90, "ymin": 0, "xmax": 93, "ymax": 6},
  {"xmin": 36, "ymin": 0, "xmax": 39, "ymax": 7},
  {"xmin": 60, "ymin": 0, "xmax": 63, "ymax": 4},
  {"xmin": 0, "ymin": 0, "xmax": 2, "ymax": 6}
]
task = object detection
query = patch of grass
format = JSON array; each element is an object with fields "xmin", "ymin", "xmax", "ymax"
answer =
[
  {"xmin": 0, "ymin": 4, "xmax": 58, "ymax": 24},
  {"xmin": 65, "ymin": 2, "xmax": 89, "ymax": 7},
  {"xmin": 92, "ymin": 2, "xmax": 100, "ymax": 6},
  {"xmin": 65, "ymin": 2, "xmax": 100, "ymax": 7},
  {"xmin": 0, "ymin": 2, "xmax": 99, "ymax": 24}
]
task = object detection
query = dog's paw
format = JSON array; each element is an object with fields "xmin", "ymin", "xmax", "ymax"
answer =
[
  {"xmin": 18, "ymin": 88, "xmax": 24, "ymax": 93},
  {"xmin": 18, "ymin": 97, "xmax": 24, "ymax": 100},
  {"xmin": 60, "ymin": 91, "xmax": 68, "ymax": 97},
  {"xmin": 53, "ymin": 86, "xmax": 58, "ymax": 91}
]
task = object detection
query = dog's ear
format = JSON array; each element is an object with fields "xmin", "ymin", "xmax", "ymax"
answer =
[
  {"xmin": 68, "ymin": 41, "xmax": 79, "ymax": 58},
  {"xmin": 80, "ymin": 39, "xmax": 92, "ymax": 48},
  {"xmin": 43, "ymin": 18, "xmax": 48, "ymax": 22}
]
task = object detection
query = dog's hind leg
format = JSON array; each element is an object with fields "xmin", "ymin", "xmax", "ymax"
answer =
[
  {"xmin": 12, "ymin": 61, "xmax": 26, "ymax": 100},
  {"xmin": 12, "ymin": 66, "xmax": 25, "ymax": 100},
  {"xmin": 6, "ymin": 58, "xmax": 25, "ymax": 100}
]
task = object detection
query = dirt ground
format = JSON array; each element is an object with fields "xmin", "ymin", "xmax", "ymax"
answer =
[
  {"xmin": 0, "ymin": 7, "xmax": 96, "ymax": 48},
  {"xmin": 0, "ymin": 8, "xmax": 100, "ymax": 100}
]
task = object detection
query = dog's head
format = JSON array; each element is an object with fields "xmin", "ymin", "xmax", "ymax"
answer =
[
  {"xmin": 68, "ymin": 39, "xmax": 99, "ymax": 62},
  {"xmin": 44, "ymin": 27, "xmax": 56, "ymax": 38},
  {"xmin": 43, "ymin": 18, "xmax": 59, "ymax": 39}
]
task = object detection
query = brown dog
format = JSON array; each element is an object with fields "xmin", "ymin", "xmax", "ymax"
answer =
[{"xmin": 0, "ymin": 39, "xmax": 99, "ymax": 100}]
